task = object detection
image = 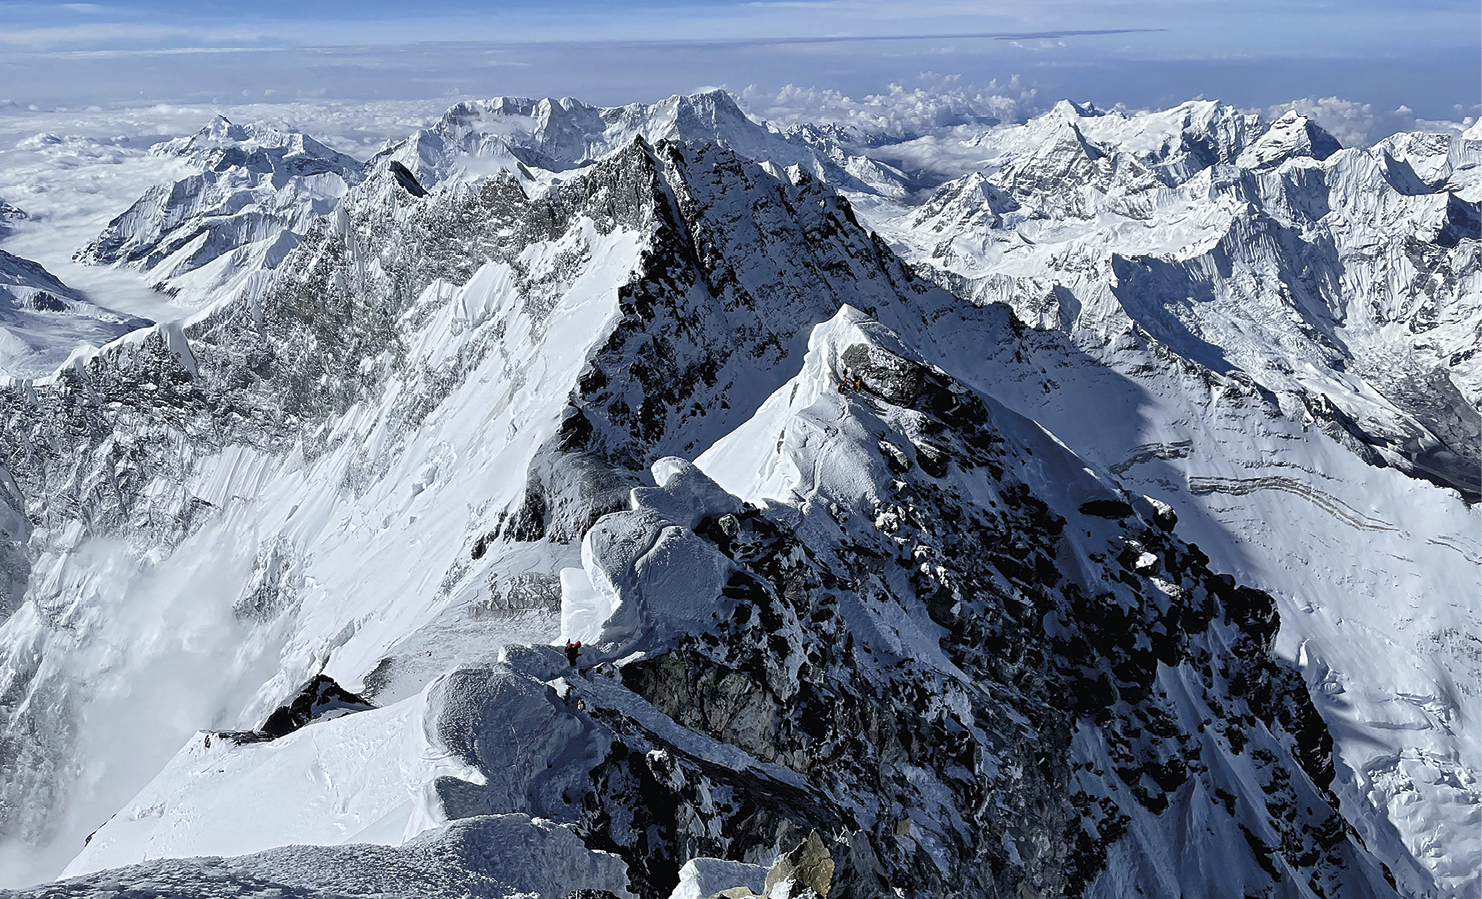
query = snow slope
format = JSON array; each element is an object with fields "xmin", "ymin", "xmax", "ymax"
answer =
[
  {"xmin": 0, "ymin": 249, "xmax": 150, "ymax": 379},
  {"xmin": 32, "ymin": 815, "xmax": 634, "ymax": 899}
]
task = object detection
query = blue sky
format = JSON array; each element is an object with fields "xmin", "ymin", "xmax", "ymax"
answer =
[
  {"xmin": 1, "ymin": 0, "xmax": 1469, "ymax": 50},
  {"xmin": 1, "ymin": 0, "xmax": 1477, "ymax": 123}
]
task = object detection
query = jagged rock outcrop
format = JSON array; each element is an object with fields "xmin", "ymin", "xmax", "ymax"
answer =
[
  {"xmin": 761, "ymin": 832, "xmax": 833, "ymax": 899},
  {"xmin": 214, "ymin": 674, "xmax": 375, "ymax": 744}
]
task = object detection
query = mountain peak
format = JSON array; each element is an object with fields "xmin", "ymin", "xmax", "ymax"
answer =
[
  {"xmin": 675, "ymin": 87, "xmax": 748, "ymax": 117},
  {"xmin": 0, "ymin": 200, "xmax": 24, "ymax": 239},
  {"xmin": 150, "ymin": 116, "xmax": 361, "ymax": 176},
  {"xmin": 81, "ymin": 114, "xmax": 364, "ymax": 304},
  {"xmin": 1049, "ymin": 98, "xmax": 1100, "ymax": 120},
  {"xmin": 203, "ymin": 113, "xmax": 236, "ymax": 135},
  {"xmin": 1237, "ymin": 108, "xmax": 1343, "ymax": 170}
]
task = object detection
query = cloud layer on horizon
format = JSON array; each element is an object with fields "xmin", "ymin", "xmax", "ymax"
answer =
[{"xmin": 0, "ymin": 0, "xmax": 1476, "ymax": 145}]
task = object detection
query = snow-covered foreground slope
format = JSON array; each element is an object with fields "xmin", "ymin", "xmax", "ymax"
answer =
[
  {"xmin": 31, "ymin": 815, "xmax": 634, "ymax": 899},
  {"xmin": 0, "ymin": 91, "xmax": 1474, "ymax": 899}
]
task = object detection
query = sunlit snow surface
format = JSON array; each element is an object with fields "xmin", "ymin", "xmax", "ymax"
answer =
[
  {"xmin": 0, "ymin": 94, "xmax": 1475, "ymax": 898},
  {"xmin": 35, "ymin": 814, "xmax": 634, "ymax": 899}
]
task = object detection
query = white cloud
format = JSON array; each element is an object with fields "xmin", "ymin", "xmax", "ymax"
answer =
[
  {"xmin": 0, "ymin": 22, "xmax": 272, "ymax": 47},
  {"xmin": 740, "ymin": 73, "xmax": 1039, "ymax": 139},
  {"xmin": 743, "ymin": 0, "xmax": 1026, "ymax": 16},
  {"xmin": 38, "ymin": 46, "xmax": 288, "ymax": 59},
  {"xmin": 1265, "ymin": 95, "xmax": 1471, "ymax": 147}
]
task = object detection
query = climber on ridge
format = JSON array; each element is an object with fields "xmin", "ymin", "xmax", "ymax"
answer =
[{"xmin": 564, "ymin": 640, "xmax": 582, "ymax": 667}]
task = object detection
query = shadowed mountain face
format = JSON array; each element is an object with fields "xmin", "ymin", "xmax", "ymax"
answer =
[
  {"xmin": 0, "ymin": 92, "xmax": 1475, "ymax": 899},
  {"xmin": 0, "ymin": 202, "xmax": 25, "ymax": 239}
]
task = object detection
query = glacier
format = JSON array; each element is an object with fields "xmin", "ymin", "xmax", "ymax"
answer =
[{"xmin": 0, "ymin": 89, "xmax": 1474, "ymax": 899}]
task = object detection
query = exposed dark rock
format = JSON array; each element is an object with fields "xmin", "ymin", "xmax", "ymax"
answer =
[
  {"xmin": 912, "ymin": 441, "xmax": 950, "ymax": 478},
  {"xmin": 257, "ymin": 675, "xmax": 375, "ymax": 740},
  {"xmin": 387, "ymin": 160, "xmax": 428, "ymax": 198},
  {"xmin": 763, "ymin": 831, "xmax": 835, "ymax": 899},
  {"xmin": 1078, "ymin": 499, "xmax": 1134, "ymax": 519},
  {"xmin": 588, "ymin": 340, "xmax": 1372, "ymax": 899},
  {"xmin": 877, "ymin": 440, "xmax": 911, "ymax": 474}
]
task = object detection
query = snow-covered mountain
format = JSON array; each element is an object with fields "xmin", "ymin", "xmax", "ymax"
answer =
[
  {"xmin": 0, "ymin": 249, "xmax": 151, "ymax": 379},
  {"xmin": 374, "ymin": 89, "xmax": 910, "ymax": 197},
  {"xmin": 0, "ymin": 91, "xmax": 1475, "ymax": 899},
  {"xmin": 861, "ymin": 100, "xmax": 1481, "ymax": 504},
  {"xmin": 827, "ymin": 99, "xmax": 1480, "ymax": 898},
  {"xmin": 0, "ymin": 202, "xmax": 24, "ymax": 239},
  {"xmin": 0, "ymin": 137, "xmax": 1397, "ymax": 899},
  {"xmin": 73, "ymin": 116, "xmax": 365, "ymax": 307}
]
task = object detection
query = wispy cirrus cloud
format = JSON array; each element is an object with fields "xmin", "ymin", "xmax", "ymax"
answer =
[{"xmin": 0, "ymin": 23, "xmax": 276, "ymax": 46}]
